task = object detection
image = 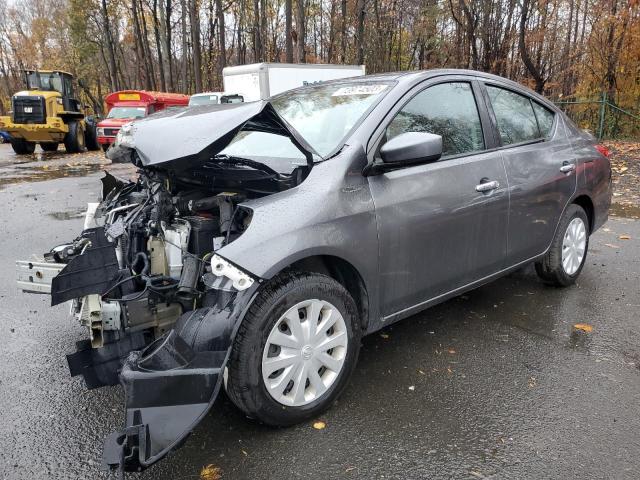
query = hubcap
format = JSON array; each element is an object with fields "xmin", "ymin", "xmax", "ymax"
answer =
[
  {"xmin": 262, "ymin": 299, "xmax": 348, "ymax": 407},
  {"xmin": 562, "ymin": 217, "xmax": 587, "ymax": 275}
]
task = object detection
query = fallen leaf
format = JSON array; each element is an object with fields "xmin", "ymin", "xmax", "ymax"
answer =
[
  {"xmin": 573, "ymin": 323, "xmax": 593, "ymax": 333},
  {"xmin": 528, "ymin": 376, "xmax": 537, "ymax": 388},
  {"xmin": 313, "ymin": 421, "xmax": 326, "ymax": 430},
  {"xmin": 379, "ymin": 333, "xmax": 389, "ymax": 339},
  {"xmin": 408, "ymin": 385, "xmax": 415, "ymax": 391},
  {"xmin": 604, "ymin": 243, "xmax": 620, "ymax": 248},
  {"xmin": 619, "ymin": 235, "xmax": 631, "ymax": 240},
  {"xmin": 448, "ymin": 349, "xmax": 456, "ymax": 354},
  {"xmin": 200, "ymin": 464, "xmax": 222, "ymax": 480},
  {"xmin": 241, "ymin": 449, "xmax": 248, "ymax": 456},
  {"xmin": 603, "ymin": 228, "xmax": 611, "ymax": 232}
]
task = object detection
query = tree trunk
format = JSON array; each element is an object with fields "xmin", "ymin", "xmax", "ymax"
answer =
[
  {"xmin": 285, "ymin": 0, "xmax": 293, "ymax": 62},
  {"xmin": 296, "ymin": 0, "xmax": 306, "ymax": 62},
  {"xmin": 340, "ymin": 0, "xmax": 347, "ymax": 62},
  {"xmin": 355, "ymin": 0, "xmax": 366, "ymax": 64},
  {"xmin": 180, "ymin": 0, "xmax": 188, "ymax": 91},
  {"xmin": 153, "ymin": 0, "xmax": 167, "ymax": 91},
  {"xmin": 260, "ymin": 0, "xmax": 268, "ymax": 60},
  {"xmin": 162, "ymin": 0, "xmax": 174, "ymax": 90},
  {"xmin": 189, "ymin": 0, "xmax": 203, "ymax": 92},
  {"xmin": 253, "ymin": 0, "xmax": 262, "ymax": 61},
  {"xmin": 101, "ymin": 0, "xmax": 119, "ymax": 91},
  {"xmin": 519, "ymin": 0, "xmax": 545, "ymax": 93},
  {"xmin": 216, "ymin": 0, "xmax": 226, "ymax": 77}
]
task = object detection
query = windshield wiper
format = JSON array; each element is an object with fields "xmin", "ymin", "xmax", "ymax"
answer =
[{"xmin": 209, "ymin": 154, "xmax": 281, "ymax": 177}]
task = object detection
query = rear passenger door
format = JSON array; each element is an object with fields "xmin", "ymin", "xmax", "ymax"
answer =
[
  {"xmin": 367, "ymin": 78, "xmax": 510, "ymax": 318},
  {"xmin": 481, "ymin": 83, "xmax": 577, "ymax": 264}
]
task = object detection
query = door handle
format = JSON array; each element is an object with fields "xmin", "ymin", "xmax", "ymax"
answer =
[
  {"xmin": 475, "ymin": 180, "xmax": 500, "ymax": 193},
  {"xmin": 560, "ymin": 162, "xmax": 576, "ymax": 173}
]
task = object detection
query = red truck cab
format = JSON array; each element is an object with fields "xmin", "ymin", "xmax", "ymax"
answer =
[{"xmin": 97, "ymin": 90, "xmax": 190, "ymax": 151}]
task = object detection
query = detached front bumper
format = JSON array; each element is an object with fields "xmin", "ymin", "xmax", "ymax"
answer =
[
  {"xmin": 103, "ymin": 331, "xmax": 224, "ymax": 471},
  {"xmin": 103, "ymin": 281, "xmax": 258, "ymax": 473}
]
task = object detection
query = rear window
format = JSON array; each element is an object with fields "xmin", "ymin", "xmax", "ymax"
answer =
[
  {"xmin": 486, "ymin": 85, "xmax": 540, "ymax": 145},
  {"xmin": 532, "ymin": 102, "xmax": 555, "ymax": 137}
]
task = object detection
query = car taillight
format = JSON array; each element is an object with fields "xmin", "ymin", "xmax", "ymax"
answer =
[{"xmin": 595, "ymin": 144, "xmax": 610, "ymax": 158}]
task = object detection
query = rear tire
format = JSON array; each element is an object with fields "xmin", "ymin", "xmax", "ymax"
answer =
[
  {"xmin": 535, "ymin": 204, "xmax": 589, "ymax": 287},
  {"xmin": 226, "ymin": 272, "xmax": 361, "ymax": 426},
  {"xmin": 40, "ymin": 142, "xmax": 59, "ymax": 152},
  {"xmin": 63, "ymin": 121, "xmax": 86, "ymax": 153},
  {"xmin": 10, "ymin": 138, "xmax": 35, "ymax": 155},
  {"xmin": 84, "ymin": 120, "xmax": 100, "ymax": 151}
]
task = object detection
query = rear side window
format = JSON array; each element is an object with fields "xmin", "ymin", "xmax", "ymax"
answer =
[
  {"xmin": 386, "ymin": 82, "xmax": 484, "ymax": 157},
  {"xmin": 486, "ymin": 85, "xmax": 540, "ymax": 145},
  {"xmin": 532, "ymin": 102, "xmax": 555, "ymax": 137}
]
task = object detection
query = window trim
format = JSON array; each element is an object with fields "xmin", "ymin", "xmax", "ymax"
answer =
[
  {"xmin": 530, "ymin": 99, "xmax": 556, "ymax": 140},
  {"xmin": 366, "ymin": 76, "xmax": 495, "ymax": 167},
  {"xmin": 480, "ymin": 81, "xmax": 558, "ymax": 149}
]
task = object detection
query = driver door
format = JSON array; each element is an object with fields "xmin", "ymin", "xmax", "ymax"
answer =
[{"xmin": 367, "ymin": 79, "xmax": 510, "ymax": 319}]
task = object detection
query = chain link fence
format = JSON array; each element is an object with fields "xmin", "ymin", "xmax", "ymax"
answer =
[{"xmin": 553, "ymin": 93, "xmax": 640, "ymax": 140}]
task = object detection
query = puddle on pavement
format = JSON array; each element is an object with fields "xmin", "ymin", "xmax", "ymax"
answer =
[
  {"xmin": 610, "ymin": 202, "xmax": 640, "ymax": 219},
  {"xmin": 48, "ymin": 207, "xmax": 87, "ymax": 220},
  {"xmin": 0, "ymin": 162, "xmax": 109, "ymax": 190}
]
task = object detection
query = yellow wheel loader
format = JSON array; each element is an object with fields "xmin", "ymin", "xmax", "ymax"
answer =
[{"xmin": 0, "ymin": 70, "xmax": 100, "ymax": 154}]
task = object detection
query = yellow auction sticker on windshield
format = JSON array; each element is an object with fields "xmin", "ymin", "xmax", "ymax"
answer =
[{"xmin": 332, "ymin": 85, "xmax": 388, "ymax": 96}]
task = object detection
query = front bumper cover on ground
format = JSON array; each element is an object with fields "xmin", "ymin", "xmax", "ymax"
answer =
[{"xmin": 102, "ymin": 283, "xmax": 258, "ymax": 474}]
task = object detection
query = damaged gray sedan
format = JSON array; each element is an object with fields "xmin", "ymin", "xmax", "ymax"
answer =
[{"xmin": 16, "ymin": 69, "xmax": 611, "ymax": 474}]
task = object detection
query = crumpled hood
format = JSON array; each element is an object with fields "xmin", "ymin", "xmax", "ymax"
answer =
[{"xmin": 106, "ymin": 100, "xmax": 316, "ymax": 169}]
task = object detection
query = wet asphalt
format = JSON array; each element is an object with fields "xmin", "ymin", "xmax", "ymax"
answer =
[{"xmin": 0, "ymin": 143, "xmax": 639, "ymax": 480}]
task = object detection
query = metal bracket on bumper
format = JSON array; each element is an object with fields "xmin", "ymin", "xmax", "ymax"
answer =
[{"xmin": 16, "ymin": 260, "xmax": 65, "ymax": 294}]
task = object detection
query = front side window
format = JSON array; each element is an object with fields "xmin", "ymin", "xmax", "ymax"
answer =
[
  {"xmin": 486, "ymin": 85, "xmax": 540, "ymax": 145},
  {"xmin": 385, "ymin": 82, "xmax": 485, "ymax": 157}
]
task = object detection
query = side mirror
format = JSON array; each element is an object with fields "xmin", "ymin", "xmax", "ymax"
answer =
[{"xmin": 380, "ymin": 132, "xmax": 442, "ymax": 165}]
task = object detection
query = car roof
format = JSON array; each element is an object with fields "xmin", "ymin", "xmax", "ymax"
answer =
[{"xmin": 354, "ymin": 68, "xmax": 553, "ymax": 109}]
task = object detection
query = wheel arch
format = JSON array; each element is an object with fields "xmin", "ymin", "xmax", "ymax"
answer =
[
  {"xmin": 573, "ymin": 194, "xmax": 594, "ymax": 233},
  {"xmin": 279, "ymin": 254, "xmax": 371, "ymax": 332}
]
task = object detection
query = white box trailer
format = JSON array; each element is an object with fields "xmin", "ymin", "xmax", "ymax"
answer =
[{"xmin": 222, "ymin": 63, "xmax": 366, "ymax": 102}]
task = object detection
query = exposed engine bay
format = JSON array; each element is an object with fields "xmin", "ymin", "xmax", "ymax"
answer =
[{"xmin": 17, "ymin": 155, "xmax": 307, "ymax": 388}]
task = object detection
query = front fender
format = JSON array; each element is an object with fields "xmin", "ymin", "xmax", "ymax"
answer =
[{"xmin": 103, "ymin": 283, "xmax": 259, "ymax": 473}]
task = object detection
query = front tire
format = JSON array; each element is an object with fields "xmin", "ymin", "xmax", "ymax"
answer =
[
  {"xmin": 10, "ymin": 138, "xmax": 35, "ymax": 155},
  {"xmin": 63, "ymin": 121, "xmax": 86, "ymax": 153},
  {"xmin": 227, "ymin": 272, "xmax": 361, "ymax": 426},
  {"xmin": 40, "ymin": 142, "xmax": 59, "ymax": 152},
  {"xmin": 535, "ymin": 204, "xmax": 589, "ymax": 287}
]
